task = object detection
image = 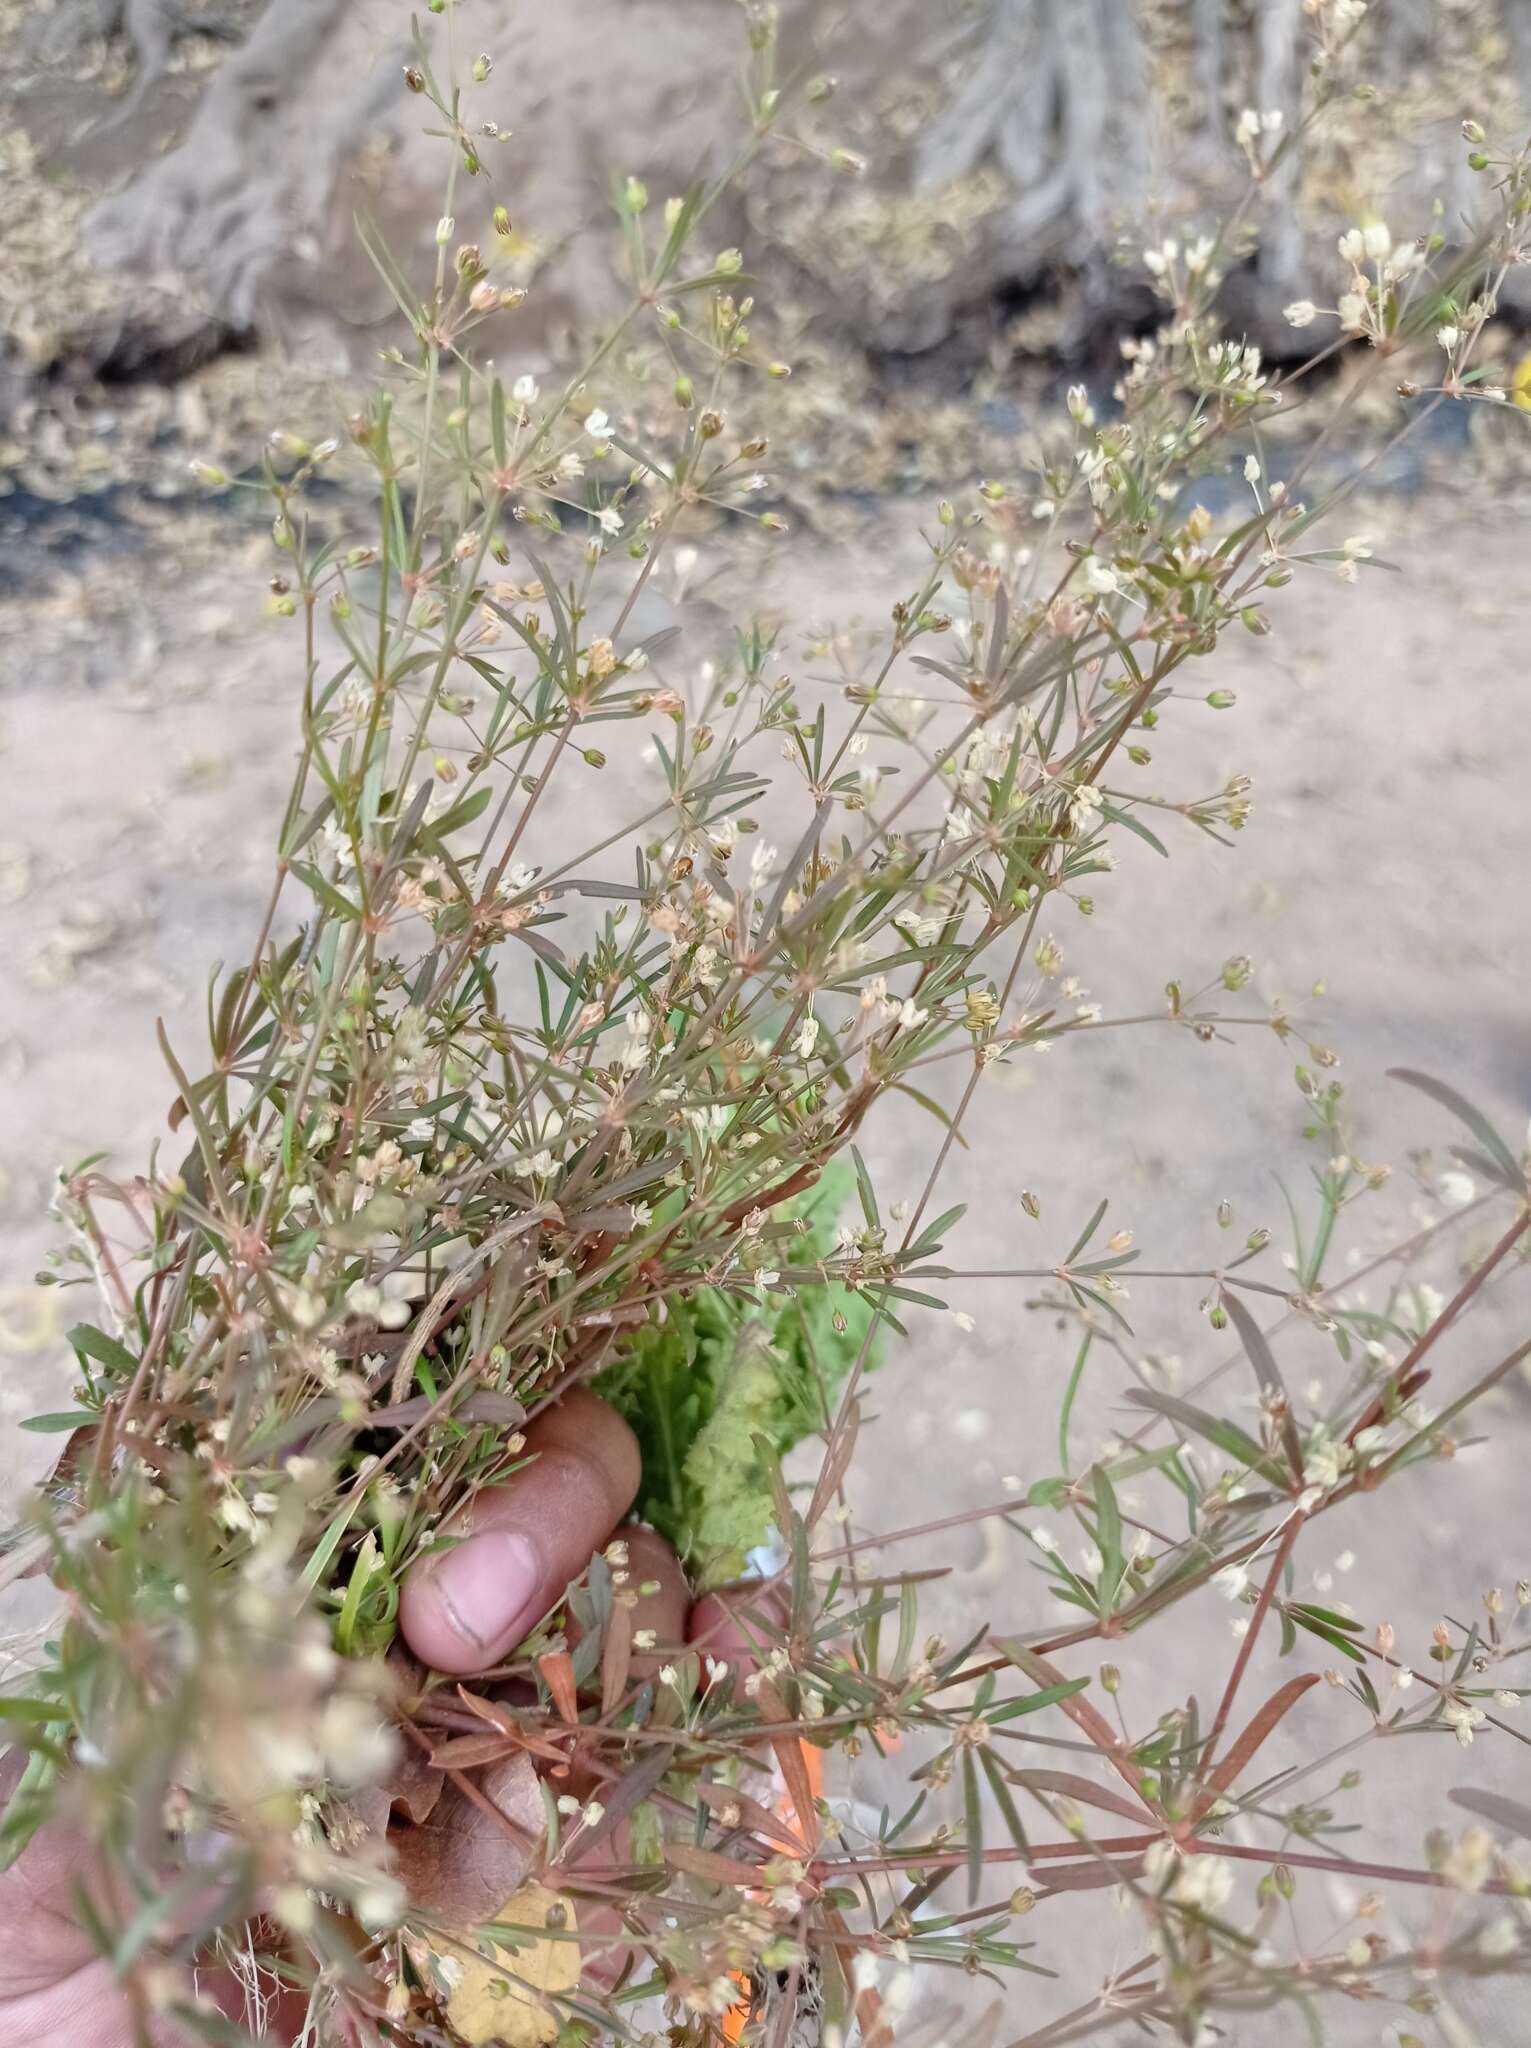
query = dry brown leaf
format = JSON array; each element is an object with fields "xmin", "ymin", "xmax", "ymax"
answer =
[
  {"xmin": 413, "ymin": 1881, "xmax": 579, "ymax": 2047},
  {"xmin": 389, "ymin": 1739, "xmax": 448, "ymax": 1826},
  {"xmin": 389, "ymin": 1750, "xmax": 543, "ymax": 1922}
]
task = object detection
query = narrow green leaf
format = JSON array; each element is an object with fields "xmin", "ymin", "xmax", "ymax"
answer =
[
  {"xmin": 1388, "ymin": 1068, "xmax": 1523, "ymax": 1187},
  {"xmin": 979, "ymin": 1747, "xmax": 1031, "ymax": 1858},
  {"xmin": 67, "ymin": 1324, "xmax": 138, "ymax": 1380},
  {"xmin": 1058, "ymin": 1331, "xmax": 1092, "ymax": 1477},
  {"xmin": 1065, "ymin": 1198, "xmax": 1109, "ymax": 1266},
  {"xmin": 1098, "ymin": 801, "xmax": 1169, "ymax": 858},
  {"xmin": 1091, "ymin": 1466, "xmax": 1125, "ymax": 1616},
  {"xmin": 1123, "ymin": 1389, "xmax": 1289, "ymax": 1486},
  {"xmin": 19, "ymin": 1411, "xmax": 98, "ymax": 1434},
  {"xmin": 962, "ymin": 1746, "xmax": 984, "ymax": 1905},
  {"xmin": 1220, "ymin": 1292, "xmax": 1303, "ymax": 1483}
]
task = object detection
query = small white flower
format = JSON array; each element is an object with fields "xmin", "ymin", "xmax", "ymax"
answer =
[
  {"xmin": 1444, "ymin": 1700, "xmax": 1487, "ymax": 1748},
  {"xmin": 793, "ymin": 1015, "xmax": 820, "ymax": 1060},
  {"xmin": 597, "ymin": 504, "xmax": 623, "ymax": 537},
  {"xmin": 1283, "ymin": 299, "xmax": 1318, "ymax": 328},
  {"xmin": 512, "ymin": 373, "xmax": 539, "ymax": 403},
  {"xmin": 1436, "ymin": 324, "xmax": 1460, "ymax": 352},
  {"xmin": 658, "ymin": 1663, "xmax": 680, "ymax": 1689},
  {"xmin": 584, "ymin": 407, "xmax": 612, "ymax": 440},
  {"xmin": 1362, "ymin": 220, "xmax": 1392, "ymax": 261},
  {"xmin": 1244, "ymin": 454, "xmax": 1261, "ymax": 483},
  {"xmin": 1084, "ymin": 557, "xmax": 1120, "ymax": 596},
  {"xmin": 1438, "ymin": 1169, "xmax": 1476, "ymax": 1208},
  {"xmin": 1172, "ymin": 1854, "xmax": 1234, "ymax": 1912}
]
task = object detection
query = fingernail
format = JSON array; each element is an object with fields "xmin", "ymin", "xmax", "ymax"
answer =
[{"xmin": 427, "ymin": 1530, "xmax": 541, "ymax": 1652}]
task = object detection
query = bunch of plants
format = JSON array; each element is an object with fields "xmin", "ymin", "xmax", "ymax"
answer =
[{"xmin": 3, "ymin": 5, "xmax": 1530, "ymax": 2043}]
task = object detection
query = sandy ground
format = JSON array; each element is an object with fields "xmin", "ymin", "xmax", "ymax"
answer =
[{"xmin": 2, "ymin": 497, "xmax": 1529, "ymax": 2042}]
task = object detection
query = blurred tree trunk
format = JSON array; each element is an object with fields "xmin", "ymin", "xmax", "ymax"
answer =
[
  {"xmin": 26, "ymin": 0, "xmax": 1531, "ymax": 380},
  {"xmin": 84, "ymin": 0, "xmax": 392, "ymax": 326}
]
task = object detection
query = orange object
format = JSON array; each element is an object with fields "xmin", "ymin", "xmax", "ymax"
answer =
[
  {"xmin": 719, "ymin": 1739, "xmax": 825, "ymax": 2041},
  {"xmin": 722, "ymin": 1980, "xmax": 751, "ymax": 2044}
]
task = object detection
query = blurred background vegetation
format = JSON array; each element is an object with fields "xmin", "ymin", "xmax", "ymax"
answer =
[{"xmin": 7, "ymin": 0, "xmax": 1531, "ymax": 593}]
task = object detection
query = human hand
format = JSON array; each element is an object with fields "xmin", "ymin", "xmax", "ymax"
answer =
[{"xmin": 0, "ymin": 1389, "xmax": 760, "ymax": 2046}]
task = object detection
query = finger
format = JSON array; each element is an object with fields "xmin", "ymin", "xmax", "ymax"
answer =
[{"xmin": 399, "ymin": 1390, "xmax": 641, "ymax": 1675}]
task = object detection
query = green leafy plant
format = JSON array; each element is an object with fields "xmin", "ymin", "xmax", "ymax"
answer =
[{"xmin": 595, "ymin": 1163, "xmax": 879, "ymax": 1584}]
